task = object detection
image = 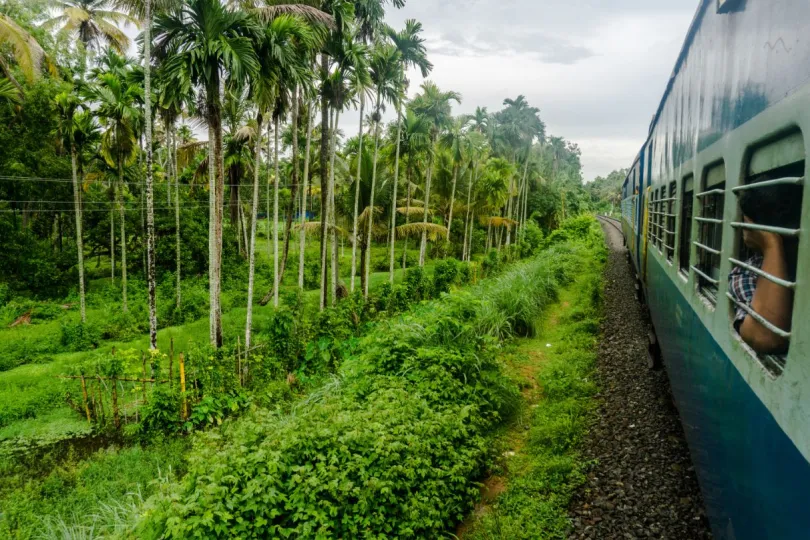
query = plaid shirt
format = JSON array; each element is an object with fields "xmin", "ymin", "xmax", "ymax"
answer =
[{"xmin": 728, "ymin": 254, "xmax": 763, "ymax": 327}]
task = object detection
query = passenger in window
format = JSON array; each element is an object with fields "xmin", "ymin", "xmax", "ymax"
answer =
[{"xmin": 729, "ymin": 182, "xmax": 802, "ymax": 354}]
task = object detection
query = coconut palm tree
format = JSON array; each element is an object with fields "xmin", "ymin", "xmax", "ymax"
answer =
[
  {"xmin": 86, "ymin": 61, "xmax": 143, "ymax": 313},
  {"xmin": 154, "ymin": 0, "xmax": 260, "ymax": 347},
  {"xmin": 42, "ymin": 1, "xmax": 137, "ymax": 54},
  {"xmin": 0, "ymin": 13, "xmax": 47, "ymax": 94},
  {"xmin": 394, "ymin": 107, "xmax": 429, "ymax": 268},
  {"xmin": 409, "ymin": 81, "xmax": 460, "ymax": 266}
]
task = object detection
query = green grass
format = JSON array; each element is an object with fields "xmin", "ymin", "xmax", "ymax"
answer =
[
  {"xmin": 463, "ymin": 230, "xmax": 606, "ymax": 539},
  {"xmin": 0, "ymin": 240, "xmax": 434, "ymax": 440},
  {"xmin": 0, "ymin": 438, "xmax": 188, "ymax": 539}
]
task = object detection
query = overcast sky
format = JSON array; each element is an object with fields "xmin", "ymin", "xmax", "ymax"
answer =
[
  {"xmin": 131, "ymin": 0, "xmax": 698, "ymax": 181},
  {"xmin": 377, "ymin": 0, "xmax": 699, "ymax": 181}
]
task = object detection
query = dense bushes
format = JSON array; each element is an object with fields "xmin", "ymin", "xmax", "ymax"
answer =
[{"xmin": 136, "ymin": 217, "xmax": 605, "ymax": 538}]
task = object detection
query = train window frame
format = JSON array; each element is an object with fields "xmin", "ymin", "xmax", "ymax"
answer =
[
  {"xmin": 727, "ymin": 131, "xmax": 805, "ymax": 377},
  {"xmin": 693, "ymin": 162, "xmax": 726, "ymax": 306},
  {"xmin": 657, "ymin": 185, "xmax": 667, "ymax": 252},
  {"xmin": 665, "ymin": 181, "xmax": 677, "ymax": 263},
  {"xmin": 717, "ymin": 0, "xmax": 746, "ymax": 14},
  {"xmin": 679, "ymin": 175, "xmax": 695, "ymax": 277}
]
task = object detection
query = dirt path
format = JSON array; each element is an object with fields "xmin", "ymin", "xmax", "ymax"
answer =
[{"xmin": 568, "ymin": 221, "xmax": 712, "ymax": 539}]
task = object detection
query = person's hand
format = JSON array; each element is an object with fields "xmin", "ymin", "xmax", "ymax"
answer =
[{"xmin": 743, "ymin": 221, "xmax": 783, "ymax": 253}]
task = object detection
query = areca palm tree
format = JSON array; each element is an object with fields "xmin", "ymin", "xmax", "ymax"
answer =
[
  {"xmin": 245, "ymin": 13, "xmax": 320, "ymax": 347},
  {"xmin": 363, "ymin": 42, "xmax": 401, "ymax": 295},
  {"xmin": 439, "ymin": 116, "xmax": 468, "ymax": 243},
  {"xmin": 394, "ymin": 108, "xmax": 429, "ymax": 268},
  {"xmin": 154, "ymin": 0, "xmax": 260, "ymax": 347},
  {"xmin": 87, "ymin": 62, "xmax": 143, "ymax": 313},
  {"xmin": 410, "ymin": 81, "xmax": 460, "ymax": 266},
  {"xmin": 55, "ymin": 91, "xmax": 88, "ymax": 322},
  {"xmin": 42, "ymin": 1, "xmax": 137, "ymax": 53},
  {"xmin": 385, "ymin": 18, "xmax": 431, "ymax": 281}
]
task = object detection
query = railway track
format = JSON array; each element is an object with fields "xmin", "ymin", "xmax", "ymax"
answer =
[{"xmin": 596, "ymin": 214, "xmax": 622, "ymax": 234}]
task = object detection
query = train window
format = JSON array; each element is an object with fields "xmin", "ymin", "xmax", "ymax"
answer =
[
  {"xmin": 679, "ymin": 175, "xmax": 694, "ymax": 275},
  {"xmin": 665, "ymin": 181, "xmax": 677, "ymax": 262},
  {"xmin": 728, "ymin": 132, "xmax": 805, "ymax": 376},
  {"xmin": 657, "ymin": 185, "xmax": 666, "ymax": 251},
  {"xmin": 694, "ymin": 163, "xmax": 726, "ymax": 304},
  {"xmin": 647, "ymin": 189, "xmax": 656, "ymax": 245}
]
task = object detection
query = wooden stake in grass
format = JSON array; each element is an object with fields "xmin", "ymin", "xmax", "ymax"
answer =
[
  {"xmin": 141, "ymin": 351, "xmax": 148, "ymax": 404},
  {"xmin": 169, "ymin": 337, "xmax": 174, "ymax": 387},
  {"xmin": 80, "ymin": 374, "xmax": 92, "ymax": 424},
  {"xmin": 179, "ymin": 352, "xmax": 187, "ymax": 421}
]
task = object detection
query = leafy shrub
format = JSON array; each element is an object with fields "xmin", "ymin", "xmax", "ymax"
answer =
[
  {"xmin": 372, "ymin": 252, "xmax": 417, "ymax": 272},
  {"xmin": 100, "ymin": 307, "xmax": 150, "ymax": 341},
  {"xmin": 184, "ymin": 392, "xmax": 250, "ymax": 432},
  {"xmin": 404, "ymin": 266, "xmax": 432, "ymax": 301},
  {"xmin": 59, "ymin": 321, "xmax": 101, "ymax": 352},
  {"xmin": 481, "ymin": 249, "xmax": 501, "ymax": 276},
  {"xmin": 302, "ymin": 251, "xmax": 322, "ymax": 290},
  {"xmin": 432, "ymin": 258, "xmax": 461, "ymax": 294},
  {"xmin": 138, "ymin": 386, "xmax": 183, "ymax": 436},
  {"xmin": 386, "ymin": 284, "xmax": 410, "ymax": 313}
]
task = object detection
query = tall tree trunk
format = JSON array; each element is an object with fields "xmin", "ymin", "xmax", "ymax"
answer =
[
  {"xmin": 110, "ymin": 194, "xmax": 115, "ymax": 283},
  {"xmin": 419, "ymin": 138, "xmax": 436, "ymax": 267},
  {"xmin": 70, "ymin": 146, "xmax": 86, "ymax": 323},
  {"xmin": 329, "ymin": 109, "xmax": 340, "ymax": 305},
  {"xmin": 319, "ymin": 54, "xmax": 330, "ymax": 311},
  {"xmin": 245, "ymin": 112, "xmax": 263, "ymax": 351},
  {"xmin": 350, "ymin": 95, "xmax": 364, "ymax": 293},
  {"xmin": 279, "ymin": 86, "xmax": 300, "ymax": 283},
  {"xmin": 462, "ymin": 166, "xmax": 473, "ymax": 263},
  {"xmin": 174, "ymin": 121, "xmax": 181, "ymax": 309},
  {"xmin": 266, "ymin": 122, "xmax": 272, "ymax": 269},
  {"xmin": 118, "ymin": 157, "xmax": 127, "ymax": 313},
  {"xmin": 447, "ymin": 162, "xmax": 459, "ymax": 243},
  {"xmin": 143, "ymin": 0, "xmax": 157, "ymax": 349},
  {"xmin": 364, "ymin": 90, "xmax": 382, "ymax": 296},
  {"xmin": 388, "ymin": 102, "xmax": 402, "ymax": 283},
  {"xmin": 298, "ymin": 101, "xmax": 314, "ymax": 290},
  {"xmin": 273, "ymin": 115, "xmax": 281, "ymax": 308},
  {"xmin": 208, "ymin": 123, "xmax": 216, "ymax": 346},
  {"xmin": 505, "ymin": 178, "xmax": 514, "ymax": 248},
  {"xmin": 402, "ymin": 154, "xmax": 413, "ymax": 269}
]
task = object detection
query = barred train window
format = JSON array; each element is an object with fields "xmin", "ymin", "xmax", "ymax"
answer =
[
  {"xmin": 694, "ymin": 163, "xmax": 726, "ymax": 304},
  {"xmin": 679, "ymin": 175, "xmax": 694, "ymax": 274},
  {"xmin": 728, "ymin": 131, "xmax": 804, "ymax": 376},
  {"xmin": 657, "ymin": 185, "xmax": 666, "ymax": 250},
  {"xmin": 666, "ymin": 181, "xmax": 677, "ymax": 262}
]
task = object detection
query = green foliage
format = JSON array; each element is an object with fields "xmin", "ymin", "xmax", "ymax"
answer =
[
  {"xmin": 138, "ymin": 386, "xmax": 182, "ymax": 436},
  {"xmin": 59, "ymin": 321, "xmax": 101, "ymax": 352},
  {"xmin": 403, "ymin": 266, "xmax": 432, "ymax": 301},
  {"xmin": 134, "ymin": 224, "xmax": 609, "ymax": 539},
  {"xmin": 432, "ymin": 258, "xmax": 462, "ymax": 294},
  {"xmin": 184, "ymin": 393, "xmax": 250, "ymax": 432}
]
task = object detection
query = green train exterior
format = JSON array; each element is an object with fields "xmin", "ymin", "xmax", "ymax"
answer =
[{"xmin": 620, "ymin": 1, "xmax": 810, "ymax": 538}]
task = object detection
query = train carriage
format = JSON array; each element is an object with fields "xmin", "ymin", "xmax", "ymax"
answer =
[{"xmin": 620, "ymin": 1, "xmax": 810, "ymax": 538}]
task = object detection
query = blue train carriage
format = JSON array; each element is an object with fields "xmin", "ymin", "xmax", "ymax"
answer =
[{"xmin": 619, "ymin": 0, "xmax": 810, "ymax": 538}]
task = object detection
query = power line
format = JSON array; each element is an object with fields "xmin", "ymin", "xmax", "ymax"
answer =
[{"xmin": 0, "ymin": 176, "xmax": 301, "ymax": 189}]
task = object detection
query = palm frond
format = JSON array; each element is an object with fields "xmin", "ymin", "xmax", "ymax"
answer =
[
  {"xmin": 486, "ymin": 217, "xmax": 518, "ymax": 228},
  {"xmin": 296, "ymin": 221, "xmax": 349, "ymax": 238},
  {"xmin": 396, "ymin": 222, "xmax": 448, "ymax": 242},
  {"xmin": 0, "ymin": 14, "xmax": 45, "ymax": 83},
  {"xmin": 358, "ymin": 205, "xmax": 383, "ymax": 226},
  {"xmin": 0, "ymin": 78, "xmax": 22, "ymax": 105},
  {"xmin": 396, "ymin": 206, "xmax": 428, "ymax": 217},
  {"xmin": 254, "ymin": 5, "xmax": 335, "ymax": 28}
]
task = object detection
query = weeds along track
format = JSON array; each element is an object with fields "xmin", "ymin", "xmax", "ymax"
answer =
[
  {"xmin": 569, "ymin": 220, "xmax": 711, "ymax": 539},
  {"xmin": 130, "ymin": 219, "xmax": 606, "ymax": 539}
]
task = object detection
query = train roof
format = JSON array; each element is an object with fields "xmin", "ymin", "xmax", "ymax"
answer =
[{"xmin": 630, "ymin": 0, "xmax": 711, "ymax": 167}]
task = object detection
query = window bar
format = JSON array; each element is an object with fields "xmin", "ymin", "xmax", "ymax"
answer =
[
  {"xmin": 731, "ymin": 176, "xmax": 804, "ymax": 193},
  {"xmin": 658, "ymin": 197, "xmax": 678, "ymax": 202},
  {"xmin": 696, "ymin": 188, "xmax": 725, "ymax": 198},
  {"xmin": 726, "ymin": 292, "xmax": 792, "ymax": 339},
  {"xmin": 691, "ymin": 265, "xmax": 719, "ymax": 285},
  {"xmin": 695, "ymin": 217, "xmax": 723, "ymax": 225},
  {"xmin": 731, "ymin": 222, "xmax": 801, "ymax": 237},
  {"xmin": 729, "ymin": 257, "xmax": 797, "ymax": 289},
  {"xmin": 693, "ymin": 241, "xmax": 720, "ymax": 255}
]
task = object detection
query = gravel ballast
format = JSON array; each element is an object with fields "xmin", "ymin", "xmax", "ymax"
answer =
[{"xmin": 568, "ymin": 219, "xmax": 712, "ymax": 539}]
